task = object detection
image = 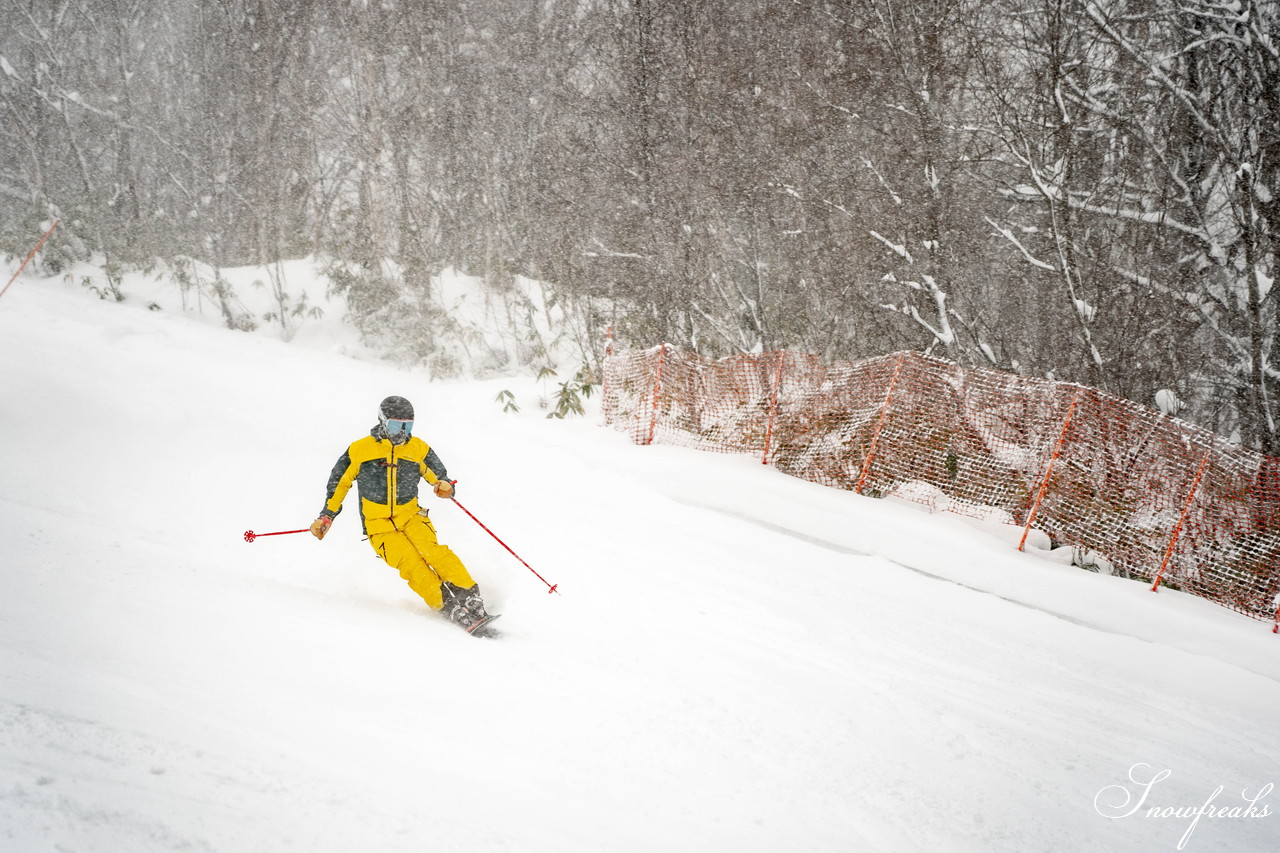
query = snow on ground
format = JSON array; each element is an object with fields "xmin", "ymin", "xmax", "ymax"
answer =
[{"xmin": 1, "ymin": 267, "xmax": 1278, "ymax": 853}]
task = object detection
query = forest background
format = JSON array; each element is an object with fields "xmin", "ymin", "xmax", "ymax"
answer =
[{"xmin": 2, "ymin": 0, "xmax": 1277, "ymax": 454}]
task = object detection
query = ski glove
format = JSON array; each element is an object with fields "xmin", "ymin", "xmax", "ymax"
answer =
[
  {"xmin": 433, "ymin": 479, "xmax": 455, "ymax": 499},
  {"xmin": 310, "ymin": 516, "xmax": 332, "ymax": 540}
]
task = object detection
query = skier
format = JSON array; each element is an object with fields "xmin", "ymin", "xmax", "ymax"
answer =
[{"xmin": 309, "ymin": 395, "xmax": 492, "ymax": 631}]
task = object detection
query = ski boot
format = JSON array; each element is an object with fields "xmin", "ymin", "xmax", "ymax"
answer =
[{"xmin": 442, "ymin": 582, "xmax": 497, "ymax": 635}]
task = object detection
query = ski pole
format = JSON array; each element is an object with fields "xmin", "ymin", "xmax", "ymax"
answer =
[
  {"xmin": 449, "ymin": 484, "xmax": 559, "ymax": 594},
  {"xmin": 244, "ymin": 528, "xmax": 309, "ymax": 542}
]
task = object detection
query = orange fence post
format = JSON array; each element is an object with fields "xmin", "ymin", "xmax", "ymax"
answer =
[
  {"xmin": 1018, "ymin": 388, "xmax": 1082, "ymax": 551},
  {"xmin": 601, "ymin": 325, "xmax": 615, "ymax": 420},
  {"xmin": 855, "ymin": 354, "xmax": 906, "ymax": 495},
  {"xmin": 1151, "ymin": 450, "xmax": 1212, "ymax": 593},
  {"xmin": 644, "ymin": 343, "xmax": 666, "ymax": 446},
  {"xmin": 761, "ymin": 351, "xmax": 787, "ymax": 465},
  {"xmin": 0, "ymin": 219, "xmax": 60, "ymax": 302}
]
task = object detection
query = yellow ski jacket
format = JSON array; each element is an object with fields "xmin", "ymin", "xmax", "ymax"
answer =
[{"xmin": 320, "ymin": 428, "xmax": 450, "ymax": 535}]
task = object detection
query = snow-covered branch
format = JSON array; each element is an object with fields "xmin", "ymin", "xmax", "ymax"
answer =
[{"xmin": 985, "ymin": 217, "xmax": 1057, "ymax": 272}]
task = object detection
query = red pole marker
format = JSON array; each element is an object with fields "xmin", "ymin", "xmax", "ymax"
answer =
[
  {"xmin": 449, "ymin": 483, "xmax": 559, "ymax": 594},
  {"xmin": 0, "ymin": 219, "xmax": 59, "ymax": 302},
  {"xmin": 244, "ymin": 528, "xmax": 309, "ymax": 542}
]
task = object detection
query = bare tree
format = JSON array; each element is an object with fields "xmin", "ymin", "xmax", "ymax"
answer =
[{"xmin": 1075, "ymin": 0, "xmax": 1278, "ymax": 450}]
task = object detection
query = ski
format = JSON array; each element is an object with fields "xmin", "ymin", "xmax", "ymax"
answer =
[{"xmin": 465, "ymin": 613, "xmax": 501, "ymax": 638}]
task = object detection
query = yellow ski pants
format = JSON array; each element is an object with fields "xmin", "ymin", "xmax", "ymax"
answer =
[{"xmin": 368, "ymin": 513, "xmax": 475, "ymax": 609}]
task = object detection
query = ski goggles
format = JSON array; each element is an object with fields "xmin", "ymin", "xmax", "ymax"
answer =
[{"xmin": 384, "ymin": 418, "xmax": 413, "ymax": 436}]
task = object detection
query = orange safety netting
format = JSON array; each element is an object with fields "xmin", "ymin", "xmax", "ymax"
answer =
[{"xmin": 602, "ymin": 345, "xmax": 1280, "ymax": 629}]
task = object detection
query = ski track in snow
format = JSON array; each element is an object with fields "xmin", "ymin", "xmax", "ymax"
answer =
[
  {"xmin": 2, "ymin": 274, "xmax": 1279, "ymax": 853},
  {"xmin": 673, "ymin": 494, "xmax": 1280, "ymax": 687}
]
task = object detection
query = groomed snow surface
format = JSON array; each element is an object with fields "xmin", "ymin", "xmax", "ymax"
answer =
[{"xmin": 2, "ymin": 270, "xmax": 1278, "ymax": 853}]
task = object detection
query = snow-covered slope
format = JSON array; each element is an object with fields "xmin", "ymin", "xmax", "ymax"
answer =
[{"xmin": 1, "ymin": 274, "xmax": 1277, "ymax": 852}]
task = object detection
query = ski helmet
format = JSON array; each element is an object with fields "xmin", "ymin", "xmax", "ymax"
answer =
[{"xmin": 378, "ymin": 395, "xmax": 415, "ymax": 444}]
